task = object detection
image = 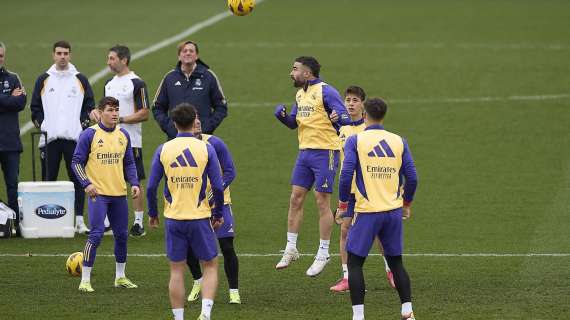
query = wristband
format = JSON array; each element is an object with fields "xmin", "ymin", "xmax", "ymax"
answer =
[{"xmin": 338, "ymin": 201, "xmax": 348, "ymax": 210}]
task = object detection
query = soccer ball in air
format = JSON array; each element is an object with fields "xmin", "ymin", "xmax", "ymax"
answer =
[
  {"xmin": 228, "ymin": 0, "xmax": 255, "ymax": 16},
  {"xmin": 66, "ymin": 252, "xmax": 83, "ymax": 276}
]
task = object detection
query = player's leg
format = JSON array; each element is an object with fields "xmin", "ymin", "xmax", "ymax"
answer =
[
  {"xmin": 130, "ymin": 148, "xmax": 146, "ymax": 237},
  {"xmin": 306, "ymin": 150, "xmax": 339, "ymax": 277},
  {"xmin": 276, "ymin": 151, "xmax": 312, "ymax": 269},
  {"xmin": 375, "ymin": 237, "xmax": 395, "ymax": 289},
  {"xmin": 330, "ymin": 216, "xmax": 351, "ymax": 292},
  {"xmin": 186, "ymin": 246, "xmax": 203, "ymax": 302},
  {"xmin": 165, "ymin": 218, "xmax": 192, "ymax": 320},
  {"xmin": 216, "ymin": 204, "xmax": 240, "ymax": 303},
  {"xmin": 60, "ymin": 139, "xmax": 88, "ymax": 233},
  {"xmin": 377, "ymin": 208, "xmax": 414, "ymax": 319},
  {"xmin": 108, "ymin": 196, "xmax": 137, "ymax": 288},
  {"xmin": 346, "ymin": 213, "xmax": 381, "ymax": 320},
  {"xmin": 79, "ymin": 195, "xmax": 108, "ymax": 292},
  {"xmin": 189, "ymin": 218, "xmax": 219, "ymax": 319}
]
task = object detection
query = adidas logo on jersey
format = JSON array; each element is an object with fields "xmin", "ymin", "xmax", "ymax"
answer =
[
  {"xmin": 170, "ymin": 148, "xmax": 198, "ymax": 168},
  {"xmin": 174, "ymin": 81, "xmax": 182, "ymax": 86},
  {"xmin": 368, "ymin": 139, "xmax": 395, "ymax": 158}
]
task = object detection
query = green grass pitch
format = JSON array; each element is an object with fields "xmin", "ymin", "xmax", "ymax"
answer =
[{"xmin": 1, "ymin": 0, "xmax": 569, "ymax": 319}]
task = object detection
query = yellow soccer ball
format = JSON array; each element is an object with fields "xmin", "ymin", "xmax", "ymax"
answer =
[
  {"xmin": 228, "ymin": 0, "xmax": 255, "ymax": 16},
  {"xmin": 66, "ymin": 252, "xmax": 83, "ymax": 276}
]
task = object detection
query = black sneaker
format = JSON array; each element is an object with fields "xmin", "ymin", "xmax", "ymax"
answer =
[{"xmin": 129, "ymin": 223, "xmax": 146, "ymax": 237}]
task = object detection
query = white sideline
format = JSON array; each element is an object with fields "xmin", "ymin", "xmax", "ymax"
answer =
[
  {"xmin": 1, "ymin": 253, "xmax": 569, "ymax": 258},
  {"xmin": 19, "ymin": 1, "xmax": 266, "ymax": 137},
  {"xmin": 229, "ymin": 93, "xmax": 570, "ymax": 108}
]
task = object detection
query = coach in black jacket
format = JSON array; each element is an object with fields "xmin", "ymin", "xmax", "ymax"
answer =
[
  {"xmin": 0, "ymin": 42, "xmax": 26, "ymax": 229},
  {"xmin": 153, "ymin": 40, "xmax": 227, "ymax": 139}
]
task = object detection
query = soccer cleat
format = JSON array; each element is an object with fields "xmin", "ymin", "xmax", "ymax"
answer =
[
  {"xmin": 103, "ymin": 226, "xmax": 113, "ymax": 236},
  {"xmin": 75, "ymin": 223, "xmax": 90, "ymax": 235},
  {"xmin": 78, "ymin": 281, "xmax": 94, "ymax": 292},
  {"xmin": 386, "ymin": 270, "xmax": 396, "ymax": 289},
  {"xmin": 229, "ymin": 290, "xmax": 241, "ymax": 304},
  {"xmin": 402, "ymin": 312, "xmax": 415, "ymax": 320},
  {"xmin": 197, "ymin": 315, "xmax": 210, "ymax": 320},
  {"xmin": 129, "ymin": 223, "xmax": 146, "ymax": 237},
  {"xmin": 306, "ymin": 254, "xmax": 330, "ymax": 277},
  {"xmin": 114, "ymin": 277, "xmax": 138, "ymax": 288},
  {"xmin": 330, "ymin": 278, "xmax": 349, "ymax": 292},
  {"xmin": 275, "ymin": 248, "xmax": 300, "ymax": 270},
  {"xmin": 187, "ymin": 281, "xmax": 202, "ymax": 301}
]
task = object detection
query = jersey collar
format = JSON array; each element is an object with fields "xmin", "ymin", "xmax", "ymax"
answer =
[
  {"xmin": 351, "ymin": 118, "xmax": 365, "ymax": 126},
  {"xmin": 303, "ymin": 78, "xmax": 322, "ymax": 91},
  {"xmin": 176, "ymin": 132, "xmax": 194, "ymax": 138},
  {"xmin": 365, "ymin": 124, "xmax": 385, "ymax": 131},
  {"xmin": 98, "ymin": 122, "xmax": 117, "ymax": 132}
]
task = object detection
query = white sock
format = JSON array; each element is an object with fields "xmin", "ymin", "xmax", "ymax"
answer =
[
  {"xmin": 229, "ymin": 288, "xmax": 239, "ymax": 294},
  {"xmin": 402, "ymin": 302, "xmax": 413, "ymax": 316},
  {"xmin": 134, "ymin": 211, "xmax": 144, "ymax": 226},
  {"xmin": 285, "ymin": 232, "xmax": 298, "ymax": 252},
  {"xmin": 76, "ymin": 216, "xmax": 84, "ymax": 226},
  {"xmin": 81, "ymin": 266, "xmax": 92, "ymax": 282},
  {"xmin": 116, "ymin": 262, "xmax": 126, "ymax": 279},
  {"xmin": 201, "ymin": 298, "xmax": 214, "ymax": 318},
  {"xmin": 104, "ymin": 216, "xmax": 110, "ymax": 228},
  {"xmin": 172, "ymin": 308, "xmax": 184, "ymax": 320},
  {"xmin": 382, "ymin": 256, "xmax": 391, "ymax": 272},
  {"xmin": 195, "ymin": 277, "xmax": 203, "ymax": 284},
  {"xmin": 352, "ymin": 304, "xmax": 364, "ymax": 320},
  {"xmin": 317, "ymin": 239, "xmax": 330, "ymax": 257},
  {"xmin": 342, "ymin": 264, "xmax": 349, "ymax": 279}
]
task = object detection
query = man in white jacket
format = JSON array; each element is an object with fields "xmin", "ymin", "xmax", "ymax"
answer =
[{"xmin": 31, "ymin": 40, "xmax": 95, "ymax": 234}]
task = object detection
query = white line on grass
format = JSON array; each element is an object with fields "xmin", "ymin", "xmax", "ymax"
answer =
[
  {"xmin": 229, "ymin": 93, "xmax": 570, "ymax": 108},
  {"xmin": 1, "ymin": 253, "xmax": 569, "ymax": 258},
  {"xmin": 19, "ymin": 1, "xmax": 266, "ymax": 137}
]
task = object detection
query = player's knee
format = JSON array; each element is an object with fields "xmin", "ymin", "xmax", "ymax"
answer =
[
  {"xmin": 385, "ymin": 255, "xmax": 403, "ymax": 271},
  {"xmin": 88, "ymin": 232, "xmax": 103, "ymax": 246},
  {"xmin": 340, "ymin": 224, "xmax": 350, "ymax": 240},
  {"xmin": 114, "ymin": 231, "xmax": 128, "ymax": 244},
  {"xmin": 219, "ymin": 238, "xmax": 235, "ymax": 256},
  {"xmin": 289, "ymin": 192, "xmax": 304, "ymax": 209},
  {"xmin": 314, "ymin": 194, "xmax": 331, "ymax": 212}
]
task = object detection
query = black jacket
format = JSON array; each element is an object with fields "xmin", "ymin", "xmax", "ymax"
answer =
[
  {"xmin": 153, "ymin": 62, "xmax": 227, "ymax": 139},
  {"xmin": 0, "ymin": 67, "xmax": 26, "ymax": 152}
]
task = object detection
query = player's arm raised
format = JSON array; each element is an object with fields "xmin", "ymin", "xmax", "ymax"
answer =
[
  {"xmin": 146, "ymin": 145, "xmax": 165, "ymax": 228},
  {"xmin": 274, "ymin": 103, "xmax": 298, "ymax": 129}
]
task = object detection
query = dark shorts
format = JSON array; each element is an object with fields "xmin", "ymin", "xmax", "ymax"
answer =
[
  {"xmin": 132, "ymin": 148, "xmax": 145, "ymax": 180},
  {"xmin": 165, "ymin": 218, "xmax": 218, "ymax": 262},
  {"xmin": 215, "ymin": 204, "xmax": 235, "ymax": 239},
  {"xmin": 290, "ymin": 149, "xmax": 339, "ymax": 193},
  {"xmin": 346, "ymin": 208, "xmax": 403, "ymax": 257}
]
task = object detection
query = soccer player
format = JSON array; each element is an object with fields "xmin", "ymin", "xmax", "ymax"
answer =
[
  {"xmin": 185, "ymin": 112, "xmax": 240, "ymax": 304},
  {"xmin": 146, "ymin": 103, "xmax": 224, "ymax": 320},
  {"xmin": 103, "ymin": 45, "xmax": 150, "ymax": 237},
  {"xmin": 71, "ymin": 96, "xmax": 140, "ymax": 293},
  {"xmin": 274, "ymin": 56, "xmax": 350, "ymax": 276},
  {"xmin": 31, "ymin": 40, "xmax": 95, "ymax": 234},
  {"xmin": 330, "ymin": 86, "xmax": 395, "ymax": 292},
  {"xmin": 337, "ymin": 98, "xmax": 418, "ymax": 320}
]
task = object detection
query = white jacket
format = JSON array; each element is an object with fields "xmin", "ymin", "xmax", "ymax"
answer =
[{"xmin": 31, "ymin": 63, "xmax": 93, "ymax": 147}]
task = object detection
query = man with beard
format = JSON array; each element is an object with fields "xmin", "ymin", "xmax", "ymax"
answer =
[{"xmin": 273, "ymin": 56, "xmax": 350, "ymax": 277}]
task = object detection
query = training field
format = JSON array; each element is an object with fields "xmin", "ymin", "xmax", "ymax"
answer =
[{"xmin": 1, "ymin": 0, "xmax": 569, "ymax": 319}]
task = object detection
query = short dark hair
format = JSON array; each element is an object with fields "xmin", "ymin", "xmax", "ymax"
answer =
[
  {"xmin": 53, "ymin": 40, "xmax": 71, "ymax": 52},
  {"xmin": 97, "ymin": 96, "xmax": 119, "ymax": 110},
  {"xmin": 170, "ymin": 103, "xmax": 197, "ymax": 129},
  {"xmin": 109, "ymin": 45, "xmax": 131, "ymax": 65},
  {"xmin": 364, "ymin": 98, "xmax": 388, "ymax": 121},
  {"xmin": 345, "ymin": 85, "xmax": 366, "ymax": 101},
  {"xmin": 295, "ymin": 56, "xmax": 321, "ymax": 77},
  {"xmin": 177, "ymin": 40, "xmax": 199, "ymax": 55}
]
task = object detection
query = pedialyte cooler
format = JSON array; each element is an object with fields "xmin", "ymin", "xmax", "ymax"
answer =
[{"xmin": 18, "ymin": 181, "xmax": 75, "ymax": 238}]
